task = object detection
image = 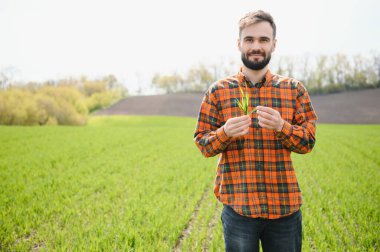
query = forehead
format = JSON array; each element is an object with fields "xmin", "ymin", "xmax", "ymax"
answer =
[{"xmin": 240, "ymin": 21, "xmax": 274, "ymax": 39}]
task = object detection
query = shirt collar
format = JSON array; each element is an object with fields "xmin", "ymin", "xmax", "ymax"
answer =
[{"xmin": 237, "ymin": 67, "xmax": 273, "ymax": 88}]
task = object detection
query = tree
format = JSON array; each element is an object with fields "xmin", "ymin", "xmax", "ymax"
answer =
[
  {"xmin": 373, "ymin": 51, "xmax": 380, "ymax": 87},
  {"xmin": 351, "ymin": 54, "xmax": 368, "ymax": 89},
  {"xmin": 0, "ymin": 73, "xmax": 9, "ymax": 89},
  {"xmin": 186, "ymin": 64, "xmax": 214, "ymax": 92},
  {"xmin": 151, "ymin": 73, "xmax": 183, "ymax": 94}
]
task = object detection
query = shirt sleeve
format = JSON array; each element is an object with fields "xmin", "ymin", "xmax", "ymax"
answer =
[
  {"xmin": 275, "ymin": 82, "xmax": 318, "ymax": 154},
  {"xmin": 194, "ymin": 87, "xmax": 232, "ymax": 157}
]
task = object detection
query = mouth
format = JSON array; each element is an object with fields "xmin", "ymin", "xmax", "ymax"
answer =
[{"xmin": 248, "ymin": 54, "xmax": 264, "ymax": 61}]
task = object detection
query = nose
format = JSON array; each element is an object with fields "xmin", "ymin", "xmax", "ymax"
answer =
[{"xmin": 251, "ymin": 39, "xmax": 260, "ymax": 50}]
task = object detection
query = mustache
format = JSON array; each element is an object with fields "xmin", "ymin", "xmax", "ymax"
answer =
[{"xmin": 247, "ymin": 50, "xmax": 266, "ymax": 57}]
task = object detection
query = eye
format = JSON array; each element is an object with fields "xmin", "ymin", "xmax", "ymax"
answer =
[{"xmin": 260, "ymin": 38, "xmax": 270, "ymax": 43}]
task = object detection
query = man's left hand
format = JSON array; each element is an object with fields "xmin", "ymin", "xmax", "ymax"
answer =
[{"xmin": 256, "ymin": 106, "xmax": 284, "ymax": 132}]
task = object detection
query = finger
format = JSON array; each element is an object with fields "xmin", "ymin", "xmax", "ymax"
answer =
[
  {"xmin": 257, "ymin": 116, "xmax": 275, "ymax": 125},
  {"xmin": 230, "ymin": 123, "xmax": 250, "ymax": 135},
  {"xmin": 230, "ymin": 115, "xmax": 250, "ymax": 123},
  {"xmin": 257, "ymin": 110, "xmax": 274, "ymax": 120},
  {"xmin": 235, "ymin": 128, "xmax": 250, "ymax": 137},
  {"xmin": 234, "ymin": 117, "xmax": 251, "ymax": 125},
  {"xmin": 232, "ymin": 118, "xmax": 251, "ymax": 128},
  {"xmin": 240, "ymin": 115, "xmax": 250, "ymax": 121},
  {"xmin": 257, "ymin": 106, "xmax": 276, "ymax": 115},
  {"xmin": 258, "ymin": 115, "xmax": 275, "ymax": 126},
  {"xmin": 258, "ymin": 121, "xmax": 275, "ymax": 130},
  {"xmin": 236, "ymin": 123, "xmax": 251, "ymax": 132},
  {"xmin": 256, "ymin": 106, "xmax": 271, "ymax": 112},
  {"xmin": 225, "ymin": 122, "xmax": 249, "ymax": 137},
  {"xmin": 230, "ymin": 120, "xmax": 251, "ymax": 132}
]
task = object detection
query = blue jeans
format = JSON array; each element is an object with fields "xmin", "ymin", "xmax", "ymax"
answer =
[{"xmin": 221, "ymin": 205, "xmax": 302, "ymax": 252}]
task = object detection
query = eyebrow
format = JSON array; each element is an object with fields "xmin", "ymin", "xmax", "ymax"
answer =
[{"xmin": 243, "ymin": 36, "xmax": 271, "ymax": 40}]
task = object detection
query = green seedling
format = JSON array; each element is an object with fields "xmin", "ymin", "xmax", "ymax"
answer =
[{"xmin": 235, "ymin": 81, "xmax": 257, "ymax": 115}]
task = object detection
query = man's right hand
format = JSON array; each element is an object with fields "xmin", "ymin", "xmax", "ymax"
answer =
[{"xmin": 223, "ymin": 115, "xmax": 251, "ymax": 138}]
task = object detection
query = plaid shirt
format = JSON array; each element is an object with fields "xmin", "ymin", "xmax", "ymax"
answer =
[{"xmin": 194, "ymin": 68, "xmax": 317, "ymax": 219}]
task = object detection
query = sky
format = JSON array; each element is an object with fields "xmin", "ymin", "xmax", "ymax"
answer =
[{"xmin": 1, "ymin": 0, "xmax": 379, "ymax": 94}]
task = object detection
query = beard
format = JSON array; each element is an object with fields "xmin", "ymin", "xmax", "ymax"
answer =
[{"xmin": 241, "ymin": 50, "xmax": 272, "ymax": 71}]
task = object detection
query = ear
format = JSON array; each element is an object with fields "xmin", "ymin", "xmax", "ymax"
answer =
[
  {"xmin": 271, "ymin": 38, "xmax": 277, "ymax": 53},
  {"xmin": 237, "ymin": 38, "xmax": 242, "ymax": 52}
]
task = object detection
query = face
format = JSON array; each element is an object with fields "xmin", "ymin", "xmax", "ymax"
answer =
[{"xmin": 238, "ymin": 21, "xmax": 276, "ymax": 71}]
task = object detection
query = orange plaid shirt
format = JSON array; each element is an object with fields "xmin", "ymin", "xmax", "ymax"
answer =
[{"xmin": 194, "ymin": 68, "xmax": 317, "ymax": 219}]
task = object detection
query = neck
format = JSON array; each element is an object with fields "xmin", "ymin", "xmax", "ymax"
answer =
[{"xmin": 242, "ymin": 65, "xmax": 268, "ymax": 84}]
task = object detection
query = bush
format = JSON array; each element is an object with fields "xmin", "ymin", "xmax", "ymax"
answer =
[
  {"xmin": 0, "ymin": 89, "xmax": 46, "ymax": 125},
  {"xmin": 0, "ymin": 75, "xmax": 127, "ymax": 126},
  {"xmin": 86, "ymin": 90, "xmax": 124, "ymax": 113},
  {"xmin": 38, "ymin": 86, "xmax": 88, "ymax": 125},
  {"xmin": 0, "ymin": 87, "xmax": 87, "ymax": 126}
]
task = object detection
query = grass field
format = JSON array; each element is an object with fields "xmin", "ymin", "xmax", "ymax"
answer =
[{"xmin": 0, "ymin": 116, "xmax": 379, "ymax": 251}]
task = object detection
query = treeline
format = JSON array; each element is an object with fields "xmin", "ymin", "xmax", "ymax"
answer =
[
  {"xmin": 0, "ymin": 75, "xmax": 127, "ymax": 126},
  {"xmin": 151, "ymin": 53, "xmax": 380, "ymax": 94}
]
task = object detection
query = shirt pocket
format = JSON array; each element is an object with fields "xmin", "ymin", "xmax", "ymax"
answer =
[
  {"xmin": 280, "ymin": 98, "xmax": 295, "ymax": 123},
  {"xmin": 221, "ymin": 98, "xmax": 243, "ymax": 120}
]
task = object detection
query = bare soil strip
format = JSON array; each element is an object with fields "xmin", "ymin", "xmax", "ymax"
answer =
[
  {"xmin": 174, "ymin": 187, "xmax": 210, "ymax": 252},
  {"xmin": 202, "ymin": 202, "xmax": 222, "ymax": 252}
]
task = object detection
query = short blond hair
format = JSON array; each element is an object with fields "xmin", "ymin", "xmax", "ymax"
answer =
[{"xmin": 239, "ymin": 10, "xmax": 276, "ymax": 38}]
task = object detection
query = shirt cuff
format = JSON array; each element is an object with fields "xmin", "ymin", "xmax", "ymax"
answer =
[
  {"xmin": 216, "ymin": 126, "xmax": 232, "ymax": 143},
  {"xmin": 275, "ymin": 120, "xmax": 292, "ymax": 139}
]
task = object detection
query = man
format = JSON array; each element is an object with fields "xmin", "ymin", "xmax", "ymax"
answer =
[{"xmin": 194, "ymin": 10, "xmax": 317, "ymax": 252}]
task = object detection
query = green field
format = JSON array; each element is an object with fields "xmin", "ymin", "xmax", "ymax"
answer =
[{"xmin": 0, "ymin": 116, "xmax": 379, "ymax": 251}]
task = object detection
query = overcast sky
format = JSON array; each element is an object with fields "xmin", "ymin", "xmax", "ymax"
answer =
[{"xmin": 1, "ymin": 0, "xmax": 379, "ymax": 94}]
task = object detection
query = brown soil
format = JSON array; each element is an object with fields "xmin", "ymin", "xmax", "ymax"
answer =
[{"xmin": 95, "ymin": 88, "xmax": 380, "ymax": 124}]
